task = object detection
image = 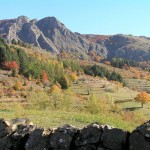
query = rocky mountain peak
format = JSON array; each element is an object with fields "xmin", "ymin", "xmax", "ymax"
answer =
[{"xmin": 17, "ymin": 16, "xmax": 30, "ymax": 24}]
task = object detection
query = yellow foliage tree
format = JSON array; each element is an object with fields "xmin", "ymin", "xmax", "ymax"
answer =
[
  {"xmin": 134, "ymin": 91, "xmax": 150, "ymax": 108},
  {"xmin": 49, "ymin": 84, "xmax": 61, "ymax": 94},
  {"xmin": 70, "ymin": 73, "xmax": 78, "ymax": 82},
  {"xmin": 13, "ymin": 81, "xmax": 22, "ymax": 91}
]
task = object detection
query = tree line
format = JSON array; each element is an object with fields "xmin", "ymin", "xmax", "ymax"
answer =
[{"xmin": 82, "ymin": 64, "xmax": 124, "ymax": 83}]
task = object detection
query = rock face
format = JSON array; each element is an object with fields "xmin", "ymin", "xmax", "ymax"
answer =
[
  {"xmin": 0, "ymin": 16, "xmax": 107, "ymax": 57},
  {"xmin": 83, "ymin": 34, "xmax": 150, "ymax": 61},
  {"xmin": 2, "ymin": 16, "xmax": 150, "ymax": 61},
  {"xmin": 0, "ymin": 118, "xmax": 150, "ymax": 150}
]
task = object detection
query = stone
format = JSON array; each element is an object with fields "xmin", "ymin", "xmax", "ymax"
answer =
[
  {"xmin": 0, "ymin": 119, "xmax": 12, "ymax": 139},
  {"xmin": 11, "ymin": 118, "xmax": 33, "ymax": 131},
  {"xmin": 11, "ymin": 124, "xmax": 35, "ymax": 149},
  {"xmin": 101, "ymin": 128, "xmax": 129, "ymax": 150},
  {"xmin": 75, "ymin": 123, "xmax": 103, "ymax": 148},
  {"xmin": 25, "ymin": 128, "xmax": 51, "ymax": 150},
  {"xmin": 129, "ymin": 120, "xmax": 150, "ymax": 150},
  {"xmin": 49, "ymin": 124, "xmax": 78, "ymax": 150},
  {"xmin": 0, "ymin": 136, "xmax": 12, "ymax": 150}
]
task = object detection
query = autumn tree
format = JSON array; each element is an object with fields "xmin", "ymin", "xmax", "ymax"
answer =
[
  {"xmin": 2, "ymin": 61, "xmax": 19, "ymax": 77},
  {"xmin": 70, "ymin": 72, "xmax": 78, "ymax": 82},
  {"xmin": 42, "ymin": 70, "xmax": 49, "ymax": 82},
  {"xmin": 134, "ymin": 91, "xmax": 150, "ymax": 108},
  {"xmin": 104, "ymin": 61, "xmax": 111, "ymax": 65},
  {"xmin": 3, "ymin": 61, "xmax": 19, "ymax": 70},
  {"xmin": 49, "ymin": 84, "xmax": 61, "ymax": 94}
]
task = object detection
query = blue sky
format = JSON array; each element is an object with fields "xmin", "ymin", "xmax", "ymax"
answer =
[{"xmin": 1, "ymin": 0, "xmax": 150, "ymax": 36}]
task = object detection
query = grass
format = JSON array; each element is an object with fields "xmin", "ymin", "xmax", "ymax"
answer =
[
  {"xmin": 0, "ymin": 74, "xmax": 148, "ymax": 132},
  {"xmin": 71, "ymin": 78, "xmax": 150, "ymax": 119},
  {"xmin": 125, "ymin": 78, "xmax": 150, "ymax": 92},
  {"xmin": 0, "ymin": 108, "xmax": 141, "ymax": 132}
]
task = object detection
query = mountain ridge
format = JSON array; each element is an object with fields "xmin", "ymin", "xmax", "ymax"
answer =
[{"xmin": 0, "ymin": 16, "xmax": 150, "ymax": 61}]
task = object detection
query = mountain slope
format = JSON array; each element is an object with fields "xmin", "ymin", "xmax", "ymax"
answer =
[
  {"xmin": 0, "ymin": 16, "xmax": 106, "ymax": 57},
  {"xmin": 0, "ymin": 16, "xmax": 150, "ymax": 61},
  {"xmin": 83, "ymin": 34, "xmax": 150, "ymax": 61}
]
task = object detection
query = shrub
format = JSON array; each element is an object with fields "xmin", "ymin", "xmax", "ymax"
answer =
[
  {"xmin": 49, "ymin": 84, "xmax": 61, "ymax": 94},
  {"xmin": 21, "ymin": 91, "xmax": 27, "ymax": 98},
  {"xmin": 27, "ymin": 91, "xmax": 50, "ymax": 110},
  {"xmin": 12, "ymin": 68, "xmax": 18, "ymax": 77},
  {"xmin": 5, "ymin": 89, "xmax": 16, "ymax": 97},
  {"xmin": 13, "ymin": 81, "xmax": 22, "ymax": 91},
  {"xmin": 58, "ymin": 76, "xmax": 69, "ymax": 89}
]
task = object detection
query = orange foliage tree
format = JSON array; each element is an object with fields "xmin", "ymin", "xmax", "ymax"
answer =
[
  {"xmin": 134, "ymin": 91, "xmax": 150, "ymax": 108},
  {"xmin": 104, "ymin": 61, "xmax": 111, "ymax": 65},
  {"xmin": 42, "ymin": 70, "xmax": 49, "ymax": 82},
  {"xmin": 3, "ymin": 61, "xmax": 19, "ymax": 70}
]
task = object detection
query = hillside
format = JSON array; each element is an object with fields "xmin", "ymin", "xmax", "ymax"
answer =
[
  {"xmin": 1, "ymin": 16, "xmax": 150, "ymax": 61},
  {"xmin": 0, "ymin": 37, "xmax": 149, "ymax": 131}
]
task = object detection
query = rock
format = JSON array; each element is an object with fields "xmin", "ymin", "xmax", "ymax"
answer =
[
  {"xmin": 11, "ymin": 124, "xmax": 35, "ymax": 149},
  {"xmin": 1, "ymin": 118, "xmax": 150, "ymax": 150},
  {"xmin": 49, "ymin": 124, "xmax": 78, "ymax": 150},
  {"xmin": 97, "ymin": 145, "xmax": 108, "ymax": 150},
  {"xmin": 75, "ymin": 123, "xmax": 103, "ymax": 148},
  {"xmin": 101, "ymin": 128, "xmax": 129, "ymax": 150},
  {"xmin": 0, "ymin": 136, "xmax": 12, "ymax": 150},
  {"xmin": 129, "ymin": 120, "xmax": 150, "ymax": 150},
  {"xmin": 76, "ymin": 144, "xmax": 96, "ymax": 150},
  {"xmin": 11, "ymin": 118, "xmax": 33, "ymax": 131},
  {"xmin": 0, "ymin": 16, "xmax": 107, "ymax": 58},
  {"xmin": 25, "ymin": 128, "xmax": 51, "ymax": 150},
  {"xmin": 0, "ymin": 119, "xmax": 12, "ymax": 138}
]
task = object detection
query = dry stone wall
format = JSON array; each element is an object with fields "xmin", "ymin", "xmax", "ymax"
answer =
[{"xmin": 0, "ymin": 118, "xmax": 150, "ymax": 150}]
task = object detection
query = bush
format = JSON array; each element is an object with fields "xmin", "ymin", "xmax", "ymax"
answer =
[
  {"xmin": 13, "ymin": 81, "xmax": 22, "ymax": 91},
  {"xmin": 21, "ymin": 91, "xmax": 27, "ymax": 98},
  {"xmin": 58, "ymin": 76, "xmax": 69, "ymax": 89},
  {"xmin": 27, "ymin": 91, "xmax": 50, "ymax": 110}
]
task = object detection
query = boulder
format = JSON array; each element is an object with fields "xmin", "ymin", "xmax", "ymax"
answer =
[
  {"xmin": 129, "ymin": 120, "xmax": 150, "ymax": 150},
  {"xmin": 101, "ymin": 128, "xmax": 129, "ymax": 150},
  {"xmin": 76, "ymin": 144, "xmax": 97, "ymax": 150},
  {"xmin": 25, "ymin": 128, "xmax": 51, "ymax": 150},
  {"xmin": 0, "ymin": 136, "xmax": 12, "ymax": 150},
  {"xmin": 75, "ymin": 123, "xmax": 103, "ymax": 148},
  {"xmin": 49, "ymin": 124, "xmax": 78, "ymax": 150},
  {"xmin": 0, "ymin": 119, "xmax": 12, "ymax": 138},
  {"xmin": 11, "ymin": 124, "xmax": 35, "ymax": 149},
  {"xmin": 11, "ymin": 118, "xmax": 33, "ymax": 131}
]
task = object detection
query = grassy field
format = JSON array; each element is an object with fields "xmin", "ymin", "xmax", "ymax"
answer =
[
  {"xmin": 0, "ymin": 74, "xmax": 149, "ymax": 132},
  {"xmin": 125, "ymin": 78, "xmax": 150, "ymax": 92},
  {"xmin": 71, "ymin": 77, "xmax": 150, "ymax": 118},
  {"xmin": 0, "ymin": 107, "xmax": 143, "ymax": 132}
]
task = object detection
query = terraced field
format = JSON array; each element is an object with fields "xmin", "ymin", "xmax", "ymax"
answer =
[
  {"xmin": 124, "ymin": 78, "xmax": 150, "ymax": 92},
  {"xmin": 71, "ymin": 76, "xmax": 150, "ymax": 118}
]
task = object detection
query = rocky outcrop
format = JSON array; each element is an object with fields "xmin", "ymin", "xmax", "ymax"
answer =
[
  {"xmin": 0, "ymin": 118, "xmax": 150, "ymax": 150},
  {"xmin": 83, "ymin": 34, "xmax": 150, "ymax": 61}
]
